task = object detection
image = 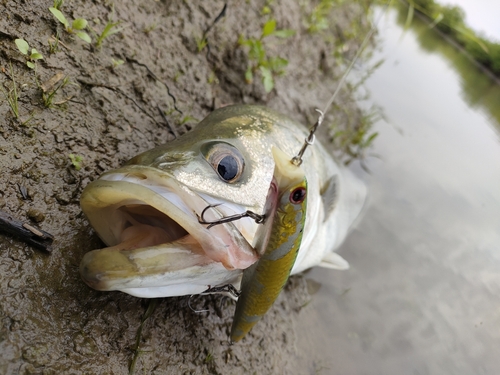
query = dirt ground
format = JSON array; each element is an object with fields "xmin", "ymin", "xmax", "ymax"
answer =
[{"xmin": 0, "ymin": 1, "xmax": 372, "ymax": 374}]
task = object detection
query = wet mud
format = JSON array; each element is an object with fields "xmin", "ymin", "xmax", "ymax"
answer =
[{"xmin": 0, "ymin": 1, "xmax": 371, "ymax": 374}]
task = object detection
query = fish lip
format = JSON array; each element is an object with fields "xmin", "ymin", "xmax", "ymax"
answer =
[{"xmin": 79, "ymin": 165, "xmax": 258, "ymax": 292}]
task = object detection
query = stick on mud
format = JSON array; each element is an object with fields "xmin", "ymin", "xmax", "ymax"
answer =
[{"xmin": 0, "ymin": 210, "xmax": 54, "ymax": 252}]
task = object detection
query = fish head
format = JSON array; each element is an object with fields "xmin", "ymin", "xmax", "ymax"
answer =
[{"xmin": 80, "ymin": 106, "xmax": 279, "ymax": 297}]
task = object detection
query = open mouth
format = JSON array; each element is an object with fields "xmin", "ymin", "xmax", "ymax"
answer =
[{"xmin": 79, "ymin": 165, "xmax": 258, "ymax": 297}]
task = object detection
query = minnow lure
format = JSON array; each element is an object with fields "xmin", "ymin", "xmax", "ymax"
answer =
[{"xmin": 230, "ymin": 146, "xmax": 307, "ymax": 342}]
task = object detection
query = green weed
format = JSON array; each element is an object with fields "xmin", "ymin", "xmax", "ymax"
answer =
[
  {"xmin": 94, "ymin": 18, "xmax": 123, "ymax": 48},
  {"xmin": 41, "ymin": 74, "xmax": 71, "ymax": 108},
  {"xmin": 15, "ymin": 39, "xmax": 43, "ymax": 69},
  {"xmin": 195, "ymin": 35, "xmax": 208, "ymax": 52},
  {"xmin": 49, "ymin": 7, "xmax": 91, "ymax": 43},
  {"xmin": 52, "ymin": 0, "xmax": 64, "ymax": 10},
  {"xmin": 110, "ymin": 58, "xmax": 124, "ymax": 69},
  {"xmin": 69, "ymin": 154, "xmax": 83, "ymax": 171},
  {"xmin": 204, "ymin": 352, "xmax": 214, "ymax": 363},
  {"xmin": 304, "ymin": 0, "xmax": 338, "ymax": 33},
  {"xmin": 330, "ymin": 109, "xmax": 380, "ymax": 166},
  {"xmin": 0, "ymin": 63, "xmax": 20, "ymax": 118},
  {"xmin": 48, "ymin": 32, "xmax": 61, "ymax": 54},
  {"xmin": 238, "ymin": 19, "xmax": 295, "ymax": 92},
  {"xmin": 179, "ymin": 115, "xmax": 199, "ymax": 125}
]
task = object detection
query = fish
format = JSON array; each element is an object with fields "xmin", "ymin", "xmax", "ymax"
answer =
[
  {"xmin": 79, "ymin": 104, "xmax": 367, "ymax": 298},
  {"xmin": 230, "ymin": 146, "xmax": 308, "ymax": 342}
]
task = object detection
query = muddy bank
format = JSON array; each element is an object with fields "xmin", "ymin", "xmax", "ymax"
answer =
[{"xmin": 0, "ymin": 1, "xmax": 373, "ymax": 373}]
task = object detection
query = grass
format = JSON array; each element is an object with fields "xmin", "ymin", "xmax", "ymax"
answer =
[
  {"xmin": 94, "ymin": 19, "xmax": 123, "ymax": 48},
  {"xmin": 1, "ymin": 63, "xmax": 20, "ymax": 119}
]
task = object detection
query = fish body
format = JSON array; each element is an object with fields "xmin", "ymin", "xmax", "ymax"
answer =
[
  {"xmin": 79, "ymin": 105, "xmax": 366, "ymax": 298},
  {"xmin": 230, "ymin": 147, "xmax": 307, "ymax": 342}
]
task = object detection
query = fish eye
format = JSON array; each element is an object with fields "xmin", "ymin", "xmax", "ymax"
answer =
[
  {"xmin": 202, "ymin": 142, "xmax": 245, "ymax": 183},
  {"xmin": 217, "ymin": 155, "xmax": 239, "ymax": 181},
  {"xmin": 290, "ymin": 187, "xmax": 306, "ymax": 204}
]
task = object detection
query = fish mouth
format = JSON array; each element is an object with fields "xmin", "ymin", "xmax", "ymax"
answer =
[{"xmin": 79, "ymin": 165, "xmax": 258, "ymax": 297}]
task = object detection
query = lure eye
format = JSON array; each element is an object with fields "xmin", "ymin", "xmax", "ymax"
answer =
[
  {"xmin": 290, "ymin": 187, "xmax": 306, "ymax": 204},
  {"xmin": 202, "ymin": 142, "xmax": 245, "ymax": 183}
]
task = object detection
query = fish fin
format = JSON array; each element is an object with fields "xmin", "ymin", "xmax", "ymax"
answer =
[
  {"xmin": 319, "ymin": 252, "xmax": 350, "ymax": 270},
  {"xmin": 320, "ymin": 175, "xmax": 339, "ymax": 222}
]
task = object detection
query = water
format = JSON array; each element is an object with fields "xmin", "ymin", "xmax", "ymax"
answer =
[{"xmin": 294, "ymin": 9, "xmax": 500, "ymax": 374}]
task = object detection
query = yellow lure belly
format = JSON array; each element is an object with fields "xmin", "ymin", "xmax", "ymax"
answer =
[{"xmin": 230, "ymin": 147, "xmax": 307, "ymax": 342}]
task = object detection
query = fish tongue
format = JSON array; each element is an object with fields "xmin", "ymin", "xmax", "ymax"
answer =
[{"xmin": 79, "ymin": 228, "xmax": 213, "ymax": 291}]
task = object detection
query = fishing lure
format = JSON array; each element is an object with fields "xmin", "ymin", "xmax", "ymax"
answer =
[{"xmin": 230, "ymin": 146, "xmax": 308, "ymax": 342}]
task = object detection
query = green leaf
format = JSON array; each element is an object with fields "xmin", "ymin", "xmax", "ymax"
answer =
[
  {"xmin": 248, "ymin": 40, "xmax": 265, "ymax": 62},
  {"xmin": 26, "ymin": 61, "xmax": 35, "ymax": 69},
  {"xmin": 49, "ymin": 7, "xmax": 69, "ymax": 28},
  {"xmin": 273, "ymin": 29, "xmax": 295, "ymax": 38},
  {"xmin": 261, "ymin": 6, "xmax": 271, "ymax": 15},
  {"xmin": 363, "ymin": 132, "xmax": 379, "ymax": 147},
  {"xmin": 72, "ymin": 18, "xmax": 88, "ymax": 30},
  {"xmin": 69, "ymin": 154, "xmax": 83, "ymax": 171},
  {"xmin": 76, "ymin": 31, "xmax": 91, "ymax": 43},
  {"xmin": 30, "ymin": 49, "xmax": 44, "ymax": 60},
  {"xmin": 269, "ymin": 57, "xmax": 288, "ymax": 73},
  {"xmin": 245, "ymin": 67, "xmax": 253, "ymax": 83},
  {"xmin": 102, "ymin": 21, "xmax": 123, "ymax": 37},
  {"xmin": 260, "ymin": 66, "xmax": 274, "ymax": 93},
  {"xmin": 15, "ymin": 39, "xmax": 29, "ymax": 55},
  {"xmin": 262, "ymin": 19, "xmax": 276, "ymax": 38}
]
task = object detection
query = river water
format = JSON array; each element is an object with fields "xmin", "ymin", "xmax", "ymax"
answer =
[{"xmin": 294, "ymin": 8, "xmax": 500, "ymax": 375}]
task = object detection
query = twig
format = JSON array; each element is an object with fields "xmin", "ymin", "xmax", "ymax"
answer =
[{"xmin": 0, "ymin": 210, "xmax": 54, "ymax": 252}]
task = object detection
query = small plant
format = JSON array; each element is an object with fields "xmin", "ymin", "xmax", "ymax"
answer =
[
  {"xmin": 195, "ymin": 35, "xmax": 208, "ymax": 53},
  {"xmin": 330, "ymin": 109, "xmax": 380, "ymax": 167},
  {"xmin": 52, "ymin": 0, "xmax": 64, "ymax": 10},
  {"xmin": 238, "ymin": 19, "xmax": 295, "ymax": 92},
  {"xmin": 49, "ymin": 7, "xmax": 91, "ymax": 43},
  {"xmin": 48, "ymin": 32, "xmax": 61, "ymax": 54},
  {"xmin": 110, "ymin": 58, "xmax": 124, "ymax": 69},
  {"xmin": 94, "ymin": 19, "xmax": 123, "ymax": 48},
  {"xmin": 179, "ymin": 115, "xmax": 199, "ymax": 125},
  {"xmin": 41, "ymin": 74, "xmax": 71, "ymax": 108},
  {"xmin": 0, "ymin": 63, "xmax": 20, "ymax": 118},
  {"xmin": 15, "ymin": 39, "xmax": 43, "ymax": 69},
  {"xmin": 69, "ymin": 154, "xmax": 83, "ymax": 171},
  {"xmin": 204, "ymin": 352, "xmax": 214, "ymax": 363},
  {"xmin": 304, "ymin": 0, "xmax": 337, "ymax": 33}
]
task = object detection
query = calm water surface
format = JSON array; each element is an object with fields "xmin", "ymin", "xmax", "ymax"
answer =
[{"xmin": 295, "ymin": 9, "xmax": 500, "ymax": 374}]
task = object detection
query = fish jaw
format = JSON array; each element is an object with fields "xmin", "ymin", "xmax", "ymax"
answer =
[{"xmin": 79, "ymin": 165, "xmax": 259, "ymax": 296}]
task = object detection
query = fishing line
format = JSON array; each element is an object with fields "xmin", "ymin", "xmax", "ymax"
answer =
[{"xmin": 292, "ymin": 1, "xmax": 390, "ymax": 165}]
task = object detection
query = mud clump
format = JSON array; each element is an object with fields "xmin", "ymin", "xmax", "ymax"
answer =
[{"xmin": 0, "ymin": 1, "xmax": 372, "ymax": 373}]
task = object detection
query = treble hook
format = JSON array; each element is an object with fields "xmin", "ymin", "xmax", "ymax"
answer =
[
  {"xmin": 201, "ymin": 284, "xmax": 241, "ymax": 298},
  {"xmin": 292, "ymin": 108, "xmax": 324, "ymax": 166},
  {"xmin": 197, "ymin": 204, "xmax": 265, "ymax": 229}
]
